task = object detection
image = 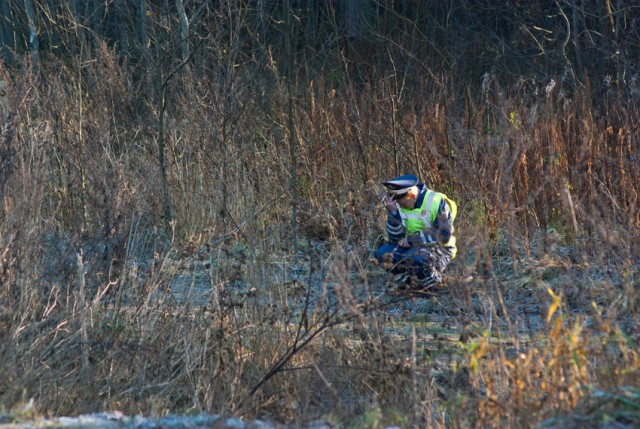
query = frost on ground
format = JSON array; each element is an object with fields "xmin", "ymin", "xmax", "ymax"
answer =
[{"xmin": 0, "ymin": 412, "xmax": 403, "ymax": 429}]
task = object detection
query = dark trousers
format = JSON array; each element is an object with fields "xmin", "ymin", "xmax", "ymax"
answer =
[{"xmin": 374, "ymin": 242, "xmax": 451, "ymax": 287}]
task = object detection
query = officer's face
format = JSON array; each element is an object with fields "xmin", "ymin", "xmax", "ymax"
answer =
[{"xmin": 395, "ymin": 192, "xmax": 415, "ymax": 209}]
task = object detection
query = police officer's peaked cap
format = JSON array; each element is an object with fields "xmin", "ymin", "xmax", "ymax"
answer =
[{"xmin": 383, "ymin": 174, "xmax": 418, "ymax": 195}]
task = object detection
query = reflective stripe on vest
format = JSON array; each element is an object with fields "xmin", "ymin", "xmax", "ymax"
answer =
[{"xmin": 398, "ymin": 190, "xmax": 440, "ymax": 232}]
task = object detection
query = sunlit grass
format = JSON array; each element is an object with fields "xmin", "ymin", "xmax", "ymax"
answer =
[{"xmin": 0, "ymin": 41, "xmax": 638, "ymax": 428}]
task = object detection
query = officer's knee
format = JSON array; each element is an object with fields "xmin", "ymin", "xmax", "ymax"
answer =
[
  {"xmin": 374, "ymin": 244, "xmax": 395, "ymax": 266},
  {"xmin": 373, "ymin": 247, "xmax": 385, "ymax": 262}
]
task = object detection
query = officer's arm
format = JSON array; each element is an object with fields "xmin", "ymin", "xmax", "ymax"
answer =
[
  {"xmin": 386, "ymin": 211, "xmax": 405, "ymax": 242},
  {"xmin": 434, "ymin": 200, "xmax": 454, "ymax": 243}
]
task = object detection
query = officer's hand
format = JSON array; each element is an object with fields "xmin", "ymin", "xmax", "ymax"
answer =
[
  {"xmin": 397, "ymin": 238, "xmax": 410, "ymax": 248},
  {"xmin": 383, "ymin": 194, "xmax": 397, "ymax": 213}
]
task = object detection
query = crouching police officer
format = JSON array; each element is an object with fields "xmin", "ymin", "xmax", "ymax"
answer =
[{"xmin": 374, "ymin": 174, "xmax": 457, "ymax": 290}]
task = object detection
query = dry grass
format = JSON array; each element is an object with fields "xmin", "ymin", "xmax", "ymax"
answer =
[{"xmin": 0, "ymin": 33, "xmax": 639, "ymax": 429}]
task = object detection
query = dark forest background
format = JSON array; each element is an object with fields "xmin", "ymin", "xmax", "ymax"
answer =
[{"xmin": 0, "ymin": 1, "xmax": 638, "ymax": 428}]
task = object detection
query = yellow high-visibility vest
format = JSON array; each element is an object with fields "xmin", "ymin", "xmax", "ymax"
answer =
[{"xmin": 397, "ymin": 190, "xmax": 457, "ymax": 257}]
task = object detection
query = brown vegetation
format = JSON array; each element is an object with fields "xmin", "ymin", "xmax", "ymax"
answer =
[{"xmin": 0, "ymin": 1, "xmax": 638, "ymax": 428}]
